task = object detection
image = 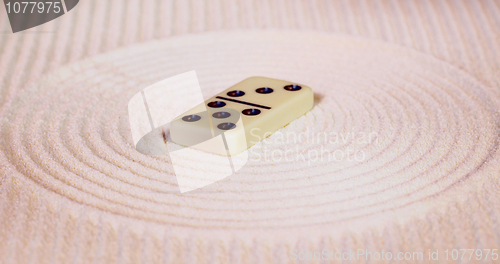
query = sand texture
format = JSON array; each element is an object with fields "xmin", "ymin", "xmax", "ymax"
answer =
[{"xmin": 1, "ymin": 1, "xmax": 500, "ymax": 263}]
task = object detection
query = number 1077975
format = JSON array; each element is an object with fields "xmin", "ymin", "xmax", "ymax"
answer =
[{"xmin": 5, "ymin": 2, "xmax": 62, "ymax": 14}]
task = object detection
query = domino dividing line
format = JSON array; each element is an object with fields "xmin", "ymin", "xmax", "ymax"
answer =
[{"xmin": 215, "ymin": 96, "xmax": 271, "ymax": 110}]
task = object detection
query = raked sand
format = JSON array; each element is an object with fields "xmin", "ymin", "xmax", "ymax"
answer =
[
  {"xmin": 1, "ymin": 1, "xmax": 500, "ymax": 263},
  {"xmin": 2, "ymin": 31, "xmax": 500, "ymax": 262}
]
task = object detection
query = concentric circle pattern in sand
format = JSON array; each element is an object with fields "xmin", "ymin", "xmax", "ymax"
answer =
[{"xmin": 3, "ymin": 31, "xmax": 500, "ymax": 230}]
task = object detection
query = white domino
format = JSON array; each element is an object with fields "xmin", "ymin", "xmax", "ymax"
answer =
[{"xmin": 171, "ymin": 76, "xmax": 314, "ymax": 156}]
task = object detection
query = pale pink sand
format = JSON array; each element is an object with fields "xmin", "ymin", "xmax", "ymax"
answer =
[{"xmin": 1, "ymin": 1, "xmax": 500, "ymax": 264}]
